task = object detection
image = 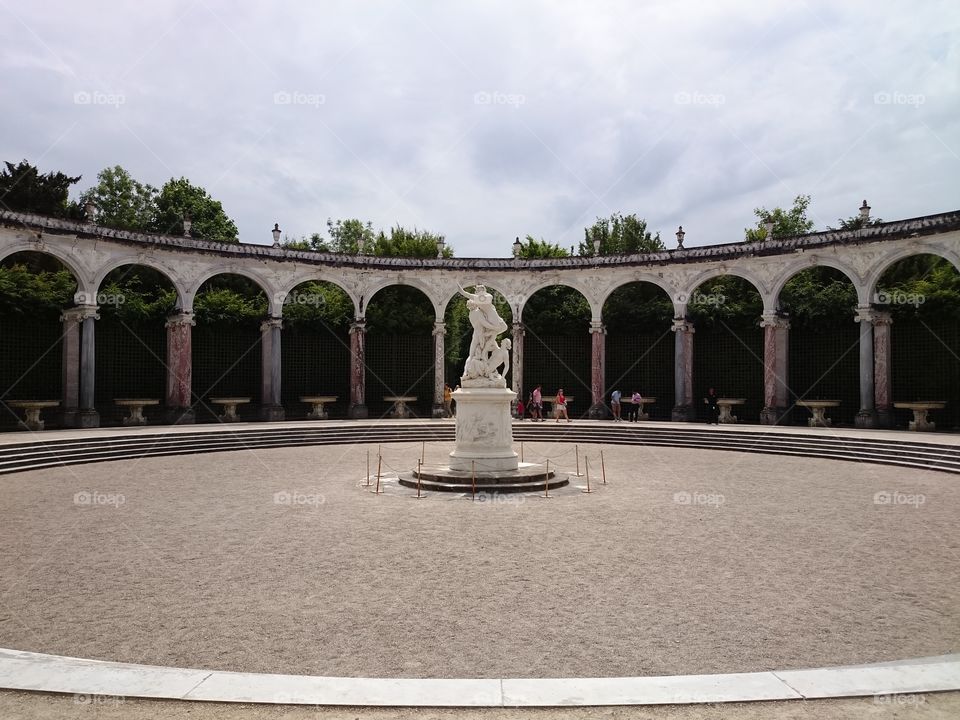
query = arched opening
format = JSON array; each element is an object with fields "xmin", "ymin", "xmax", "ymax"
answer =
[
  {"xmin": 0, "ymin": 251, "xmax": 77, "ymax": 428},
  {"xmin": 521, "ymin": 285, "xmax": 591, "ymax": 417},
  {"xmin": 192, "ymin": 274, "xmax": 267, "ymax": 422},
  {"xmin": 779, "ymin": 267, "xmax": 859, "ymax": 426},
  {"xmin": 365, "ymin": 285, "xmax": 435, "ymax": 418},
  {"xmin": 94, "ymin": 265, "xmax": 178, "ymax": 425},
  {"xmin": 602, "ymin": 282, "xmax": 674, "ymax": 419},
  {"xmin": 443, "ymin": 287, "xmax": 513, "ymax": 388},
  {"xmin": 688, "ymin": 276, "xmax": 764, "ymax": 423},
  {"xmin": 875, "ymin": 253, "xmax": 960, "ymax": 430},
  {"xmin": 280, "ymin": 281, "xmax": 353, "ymax": 418}
]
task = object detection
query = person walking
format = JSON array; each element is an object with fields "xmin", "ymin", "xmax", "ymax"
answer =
[
  {"xmin": 629, "ymin": 390, "xmax": 642, "ymax": 422},
  {"xmin": 516, "ymin": 397, "xmax": 525, "ymax": 420},
  {"xmin": 555, "ymin": 388, "xmax": 571, "ymax": 423},
  {"xmin": 443, "ymin": 383, "xmax": 453, "ymax": 418},
  {"xmin": 704, "ymin": 387, "xmax": 720, "ymax": 425},
  {"xmin": 610, "ymin": 389, "xmax": 622, "ymax": 421},
  {"xmin": 531, "ymin": 384, "xmax": 543, "ymax": 422}
]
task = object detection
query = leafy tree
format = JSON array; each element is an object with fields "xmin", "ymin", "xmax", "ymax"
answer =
[
  {"xmin": 193, "ymin": 275, "xmax": 267, "ymax": 323},
  {"xmin": 96, "ymin": 267, "xmax": 177, "ymax": 324},
  {"xmin": 829, "ymin": 214, "xmax": 883, "ymax": 231},
  {"xmin": 523, "ymin": 286, "xmax": 590, "ymax": 336},
  {"xmin": 580, "ymin": 213, "xmax": 663, "ymax": 256},
  {"xmin": 371, "ymin": 225, "xmax": 451, "ymax": 258},
  {"xmin": 80, "ymin": 166, "xmax": 157, "ymax": 231},
  {"xmin": 0, "ymin": 255, "xmax": 77, "ymax": 316},
  {"xmin": 366, "ymin": 285, "xmax": 435, "ymax": 334},
  {"xmin": 283, "ymin": 233, "xmax": 330, "ymax": 252},
  {"xmin": 281, "ymin": 281, "xmax": 353, "ymax": 330},
  {"xmin": 152, "ymin": 177, "xmax": 239, "ymax": 241},
  {"xmin": 603, "ymin": 283, "xmax": 674, "ymax": 332},
  {"xmin": 326, "ymin": 219, "xmax": 375, "ymax": 254},
  {"xmin": 0, "ymin": 160, "xmax": 82, "ymax": 217},
  {"xmin": 778, "ymin": 268, "xmax": 857, "ymax": 328},
  {"xmin": 517, "ymin": 235, "xmax": 570, "ymax": 259},
  {"xmin": 745, "ymin": 194, "xmax": 815, "ymax": 241},
  {"xmin": 687, "ymin": 276, "xmax": 763, "ymax": 329}
]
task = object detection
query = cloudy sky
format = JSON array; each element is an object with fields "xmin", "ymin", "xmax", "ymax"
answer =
[{"xmin": 1, "ymin": 1, "xmax": 957, "ymax": 256}]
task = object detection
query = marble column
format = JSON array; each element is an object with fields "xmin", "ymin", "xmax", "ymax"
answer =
[
  {"xmin": 854, "ymin": 306, "xmax": 878, "ymax": 428},
  {"xmin": 671, "ymin": 318, "xmax": 695, "ymax": 422},
  {"xmin": 873, "ymin": 310, "xmax": 893, "ymax": 428},
  {"xmin": 432, "ymin": 320, "xmax": 446, "ymax": 418},
  {"xmin": 760, "ymin": 313, "xmax": 791, "ymax": 425},
  {"xmin": 588, "ymin": 319, "xmax": 607, "ymax": 419},
  {"xmin": 511, "ymin": 321, "xmax": 524, "ymax": 405},
  {"xmin": 76, "ymin": 304, "xmax": 100, "ymax": 428},
  {"xmin": 260, "ymin": 317, "xmax": 285, "ymax": 421},
  {"xmin": 165, "ymin": 310, "xmax": 195, "ymax": 424},
  {"xmin": 59, "ymin": 307, "xmax": 84, "ymax": 427},
  {"xmin": 348, "ymin": 318, "xmax": 368, "ymax": 418}
]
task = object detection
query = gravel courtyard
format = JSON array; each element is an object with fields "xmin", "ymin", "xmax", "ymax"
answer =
[{"xmin": 0, "ymin": 440, "xmax": 956, "ymax": 679}]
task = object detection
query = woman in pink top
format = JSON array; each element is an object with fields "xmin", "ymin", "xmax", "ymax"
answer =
[{"xmin": 555, "ymin": 388, "xmax": 571, "ymax": 422}]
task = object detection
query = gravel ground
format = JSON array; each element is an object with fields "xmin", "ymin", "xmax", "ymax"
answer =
[{"xmin": 0, "ymin": 440, "xmax": 957, "ymax": 680}]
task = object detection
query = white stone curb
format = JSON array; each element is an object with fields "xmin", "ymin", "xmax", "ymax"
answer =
[{"xmin": 1, "ymin": 648, "xmax": 957, "ymax": 706}]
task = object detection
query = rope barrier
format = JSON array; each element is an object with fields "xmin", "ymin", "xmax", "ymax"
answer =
[
  {"xmin": 415, "ymin": 459, "xmax": 423, "ymax": 498},
  {"xmin": 471, "ymin": 460, "xmax": 476, "ymax": 501},
  {"xmin": 542, "ymin": 459, "xmax": 551, "ymax": 499},
  {"xmin": 601, "ymin": 449, "xmax": 607, "ymax": 485},
  {"xmin": 575, "ymin": 445, "xmax": 580, "ymax": 476},
  {"xmin": 374, "ymin": 450, "xmax": 383, "ymax": 494},
  {"xmin": 582, "ymin": 456, "xmax": 593, "ymax": 494}
]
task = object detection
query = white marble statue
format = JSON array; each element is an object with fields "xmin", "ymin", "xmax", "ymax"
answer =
[{"xmin": 458, "ymin": 284, "xmax": 510, "ymax": 388}]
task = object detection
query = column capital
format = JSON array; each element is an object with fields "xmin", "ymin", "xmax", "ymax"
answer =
[
  {"xmin": 432, "ymin": 320, "xmax": 446, "ymax": 336},
  {"xmin": 589, "ymin": 319, "xmax": 605, "ymax": 334},
  {"xmin": 260, "ymin": 317, "xmax": 283, "ymax": 332},
  {"xmin": 165, "ymin": 310, "xmax": 196, "ymax": 328},
  {"xmin": 759, "ymin": 313, "xmax": 790, "ymax": 329},
  {"xmin": 61, "ymin": 305, "xmax": 99, "ymax": 323},
  {"xmin": 349, "ymin": 318, "xmax": 366, "ymax": 334},
  {"xmin": 854, "ymin": 306, "xmax": 891, "ymax": 324},
  {"xmin": 671, "ymin": 317, "xmax": 695, "ymax": 333}
]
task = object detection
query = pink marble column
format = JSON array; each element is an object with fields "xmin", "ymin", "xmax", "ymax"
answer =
[
  {"xmin": 165, "ymin": 311, "xmax": 195, "ymax": 424},
  {"xmin": 873, "ymin": 311, "xmax": 893, "ymax": 428},
  {"xmin": 588, "ymin": 319, "xmax": 606, "ymax": 418},
  {"xmin": 671, "ymin": 318, "xmax": 695, "ymax": 421},
  {"xmin": 348, "ymin": 318, "xmax": 368, "ymax": 418},
  {"xmin": 759, "ymin": 313, "xmax": 790, "ymax": 425},
  {"xmin": 432, "ymin": 320, "xmax": 445, "ymax": 418},
  {"xmin": 59, "ymin": 307, "xmax": 84, "ymax": 427},
  {"xmin": 260, "ymin": 317, "xmax": 284, "ymax": 421}
]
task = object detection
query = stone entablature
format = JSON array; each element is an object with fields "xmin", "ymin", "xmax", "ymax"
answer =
[{"xmin": 2, "ymin": 208, "xmax": 959, "ymax": 324}]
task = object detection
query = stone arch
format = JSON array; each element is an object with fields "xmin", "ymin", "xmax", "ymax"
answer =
[
  {"xmin": 92, "ymin": 256, "xmax": 187, "ymax": 309},
  {"xmin": 679, "ymin": 267, "xmax": 768, "ymax": 318},
  {"xmin": 361, "ymin": 277, "xmax": 441, "ymax": 319},
  {"xmin": 276, "ymin": 273, "xmax": 360, "ymax": 320},
  {"xmin": 769, "ymin": 256, "xmax": 863, "ymax": 312},
  {"xmin": 518, "ymin": 278, "xmax": 593, "ymax": 322},
  {"xmin": 184, "ymin": 267, "xmax": 277, "ymax": 315},
  {"xmin": 0, "ymin": 243, "xmax": 92, "ymax": 299},
  {"xmin": 864, "ymin": 245, "xmax": 960, "ymax": 301},
  {"xmin": 598, "ymin": 273, "xmax": 675, "ymax": 314}
]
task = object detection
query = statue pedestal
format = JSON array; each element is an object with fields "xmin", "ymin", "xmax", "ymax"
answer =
[{"xmin": 449, "ymin": 387, "xmax": 518, "ymax": 472}]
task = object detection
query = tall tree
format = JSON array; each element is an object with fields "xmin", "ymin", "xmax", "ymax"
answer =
[
  {"xmin": 581, "ymin": 213, "xmax": 663, "ymax": 255},
  {"xmin": 326, "ymin": 218, "xmax": 375, "ymax": 253},
  {"xmin": 745, "ymin": 194, "xmax": 815, "ymax": 241},
  {"xmin": 371, "ymin": 225, "xmax": 451, "ymax": 258},
  {"xmin": 80, "ymin": 165, "xmax": 157, "ymax": 231},
  {"xmin": 517, "ymin": 235, "xmax": 570, "ymax": 259},
  {"xmin": 0, "ymin": 160, "xmax": 81, "ymax": 217},
  {"xmin": 152, "ymin": 177, "xmax": 239, "ymax": 241}
]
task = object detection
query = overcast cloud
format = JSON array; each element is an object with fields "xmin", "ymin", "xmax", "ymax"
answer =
[{"xmin": 1, "ymin": 0, "xmax": 957, "ymax": 255}]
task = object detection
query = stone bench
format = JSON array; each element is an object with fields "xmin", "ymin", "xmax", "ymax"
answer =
[
  {"xmin": 717, "ymin": 398, "xmax": 746, "ymax": 424},
  {"xmin": 114, "ymin": 398, "xmax": 160, "ymax": 426},
  {"xmin": 384, "ymin": 395, "xmax": 416, "ymax": 419},
  {"xmin": 8, "ymin": 400, "xmax": 60, "ymax": 431},
  {"xmin": 300, "ymin": 395, "xmax": 337, "ymax": 420},
  {"xmin": 209, "ymin": 397, "xmax": 252, "ymax": 422},
  {"xmin": 894, "ymin": 401, "xmax": 947, "ymax": 431},
  {"xmin": 797, "ymin": 400, "xmax": 840, "ymax": 428}
]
